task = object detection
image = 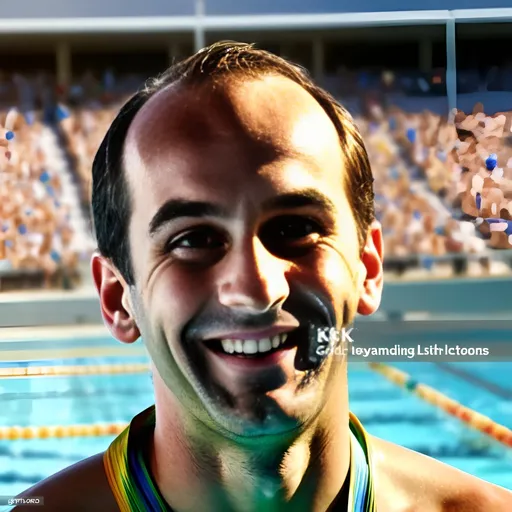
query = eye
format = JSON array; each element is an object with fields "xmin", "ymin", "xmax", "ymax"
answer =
[
  {"xmin": 259, "ymin": 215, "xmax": 325, "ymax": 257},
  {"xmin": 165, "ymin": 226, "xmax": 228, "ymax": 263}
]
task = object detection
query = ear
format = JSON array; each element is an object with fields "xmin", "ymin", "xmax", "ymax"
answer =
[
  {"xmin": 91, "ymin": 251, "xmax": 140, "ymax": 344},
  {"xmin": 357, "ymin": 221, "xmax": 384, "ymax": 316}
]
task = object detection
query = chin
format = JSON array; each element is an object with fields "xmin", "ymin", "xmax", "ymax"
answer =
[{"xmin": 196, "ymin": 363, "xmax": 331, "ymax": 440}]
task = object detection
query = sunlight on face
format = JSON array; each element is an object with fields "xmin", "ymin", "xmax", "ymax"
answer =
[{"xmin": 291, "ymin": 110, "xmax": 339, "ymax": 159}]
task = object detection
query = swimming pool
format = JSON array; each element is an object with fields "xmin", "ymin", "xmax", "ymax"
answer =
[{"xmin": 0, "ymin": 342, "xmax": 511, "ymax": 500}]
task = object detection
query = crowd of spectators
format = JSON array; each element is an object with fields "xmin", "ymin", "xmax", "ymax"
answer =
[
  {"xmin": 454, "ymin": 106, "xmax": 512, "ymax": 250},
  {"xmin": 60, "ymin": 106, "xmax": 120, "ymax": 203},
  {"xmin": 59, "ymin": 84, "xmax": 512, "ymax": 277},
  {"xmin": 357, "ymin": 105, "xmax": 485, "ymax": 257},
  {"xmin": 0, "ymin": 108, "xmax": 81, "ymax": 289},
  {"xmin": 354, "ymin": 101, "xmax": 512, "ymax": 276},
  {"xmin": 3, "ymin": 67, "xmax": 512, "ymax": 289}
]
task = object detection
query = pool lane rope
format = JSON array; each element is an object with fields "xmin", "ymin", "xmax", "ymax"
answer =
[
  {"xmin": 0, "ymin": 363, "xmax": 150, "ymax": 378},
  {"xmin": 369, "ymin": 362, "xmax": 512, "ymax": 448},
  {"xmin": 1, "ymin": 362, "xmax": 510, "ymax": 442},
  {"xmin": 0, "ymin": 363, "xmax": 149, "ymax": 439},
  {"xmin": 0, "ymin": 422, "xmax": 129, "ymax": 440}
]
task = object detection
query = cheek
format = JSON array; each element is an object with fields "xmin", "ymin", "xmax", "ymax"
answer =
[
  {"xmin": 320, "ymin": 249, "xmax": 359, "ymax": 305},
  {"xmin": 147, "ymin": 268, "xmax": 213, "ymax": 338},
  {"xmin": 318, "ymin": 254, "xmax": 359, "ymax": 330},
  {"xmin": 322, "ymin": 255, "xmax": 352, "ymax": 288},
  {"xmin": 142, "ymin": 270, "xmax": 213, "ymax": 394},
  {"xmin": 296, "ymin": 246, "xmax": 359, "ymax": 319}
]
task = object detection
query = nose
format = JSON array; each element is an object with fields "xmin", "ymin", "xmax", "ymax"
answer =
[{"xmin": 216, "ymin": 236, "xmax": 290, "ymax": 313}]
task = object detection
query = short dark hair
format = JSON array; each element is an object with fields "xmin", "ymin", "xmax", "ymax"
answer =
[{"xmin": 91, "ymin": 41, "xmax": 375, "ymax": 285}]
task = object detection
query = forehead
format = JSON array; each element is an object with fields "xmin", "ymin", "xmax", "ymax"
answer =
[{"xmin": 124, "ymin": 75, "xmax": 346, "ymax": 210}]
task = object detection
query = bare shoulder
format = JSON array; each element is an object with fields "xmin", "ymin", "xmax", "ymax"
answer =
[
  {"xmin": 371, "ymin": 436, "xmax": 512, "ymax": 512},
  {"xmin": 13, "ymin": 451, "xmax": 119, "ymax": 512}
]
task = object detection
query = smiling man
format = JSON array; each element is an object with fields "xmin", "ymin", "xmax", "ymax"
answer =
[{"xmin": 17, "ymin": 42, "xmax": 511, "ymax": 511}]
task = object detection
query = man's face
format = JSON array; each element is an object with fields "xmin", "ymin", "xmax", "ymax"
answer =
[{"xmin": 113, "ymin": 75, "xmax": 382, "ymax": 438}]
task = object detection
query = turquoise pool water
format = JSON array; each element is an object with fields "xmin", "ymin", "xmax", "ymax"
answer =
[{"xmin": 0, "ymin": 355, "xmax": 510, "ymax": 499}]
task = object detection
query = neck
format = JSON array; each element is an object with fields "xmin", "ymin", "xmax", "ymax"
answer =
[{"xmin": 149, "ymin": 374, "xmax": 351, "ymax": 512}]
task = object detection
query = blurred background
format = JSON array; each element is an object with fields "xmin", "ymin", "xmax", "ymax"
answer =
[{"xmin": 0, "ymin": 0, "xmax": 511, "ymax": 500}]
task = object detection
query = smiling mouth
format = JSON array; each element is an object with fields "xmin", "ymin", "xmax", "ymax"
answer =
[{"xmin": 205, "ymin": 333, "xmax": 297, "ymax": 358}]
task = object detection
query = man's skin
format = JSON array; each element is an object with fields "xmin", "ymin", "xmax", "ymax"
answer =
[{"xmin": 16, "ymin": 75, "xmax": 511, "ymax": 511}]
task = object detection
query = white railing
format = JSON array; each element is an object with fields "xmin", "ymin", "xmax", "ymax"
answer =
[{"xmin": 1, "ymin": 7, "xmax": 512, "ymax": 33}]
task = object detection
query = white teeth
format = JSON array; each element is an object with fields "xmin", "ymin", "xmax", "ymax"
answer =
[
  {"xmin": 258, "ymin": 338, "xmax": 272, "ymax": 353},
  {"xmin": 242, "ymin": 340, "xmax": 258, "ymax": 354},
  {"xmin": 221, "ymin": 340, "xmax": 235, "ymax": 354},
  {"xmin": 219, "ymin": 334, "xmax": 289, "ymax": 355}
]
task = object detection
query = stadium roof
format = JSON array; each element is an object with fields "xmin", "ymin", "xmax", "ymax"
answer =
[
  {"xmin": 0, "ymin": 0, "xmax": 512, "ymax": 35},
  {"xmin": 0, "ymin": 8, "xmax": 511, "ymax": 34},
  {"xmin": 4, "ymin": 0, "xmax": 512, "ymax": 19}
]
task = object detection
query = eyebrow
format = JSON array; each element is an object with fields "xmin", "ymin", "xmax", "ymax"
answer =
[
  {"xmin": 148, "ymin": 188, "xmax": 337, "ymax": 237},
  {"xmin": 149, "ymin": 200, "xmax": 228, "ymax": 236},
  {"xmin": 262, "ymin": 188, "xmax": 336, "ymax": 215}
]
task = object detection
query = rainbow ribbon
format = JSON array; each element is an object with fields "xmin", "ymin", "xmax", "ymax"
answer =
[{"xmin": 104, "ymin": 405, "xmax": 377, "ymax": 511}]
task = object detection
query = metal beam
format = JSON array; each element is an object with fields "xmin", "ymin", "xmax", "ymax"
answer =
[
  {"xmin": 0, "ymin": 17, "xmax": 197, "ymax": 34},
  {"xmin": 0, "ymin": 11, "xmax": 451, "ymax": 35},
  {"xmin": 446, "ymin": 17, "xmax": 458, "ymax": 115},
  {"xmin": 452, "ymin": 8, "xmax": 512, "ymax": 23},
  {"xmin": 204, "ymin": 11, "xmax": 451, "ymax": 31},
  {"xmin": 0, "ymin": 8, "xmax": 509, "ymax": 36},
  {"xmin": 194, "ymin": 0, "xmax": 205, "ymax": 52}
]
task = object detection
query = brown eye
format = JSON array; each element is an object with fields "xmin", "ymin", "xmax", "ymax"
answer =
[
  {"xmin": 259, "ymin": 215, "xmax": 324, "ymax": 257},
  {"xmin": 165, "ymin": 227, "xmax": 227, "ymax": 263},
  {"xmin": 172, "ymin": 228, "xmax": 225, "ymax": 249}
]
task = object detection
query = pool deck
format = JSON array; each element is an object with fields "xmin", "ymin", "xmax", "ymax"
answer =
[
  {"xmin": 0, "ymin": 324, "xmax": 147, "ymax": 361},
  {"xmin": 0, "ymin": 284, "xmax": 101, "ymax": 327},
  {"xmin": 0, "ymin": 274, "xmax": 511, "ymax": 328}
]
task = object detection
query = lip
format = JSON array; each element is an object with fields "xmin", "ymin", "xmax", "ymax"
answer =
[{"xmin": 202, "ymin": 324, "xmax": 299, "ymax": 341}]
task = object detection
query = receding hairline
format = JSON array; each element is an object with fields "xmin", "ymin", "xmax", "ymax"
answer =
[
  {"xmin": 123, "ymin": 71, "xmax": 344, "ymax": 169},
  {"xmin": 118, "ymin": 56, "xmax": 365, "ymax": 200},
  {"xmin": 126, "ymin": 71, "xmax": 313, "ymax": 136}
]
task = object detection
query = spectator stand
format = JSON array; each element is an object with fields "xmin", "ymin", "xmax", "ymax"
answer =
[
  {"xmin": 55, "ymin": 76, "xmax": 512, "ymax": 282},
  {"xmin": 0, "ymin": 105, "xmax": 83, "ymax": 290},
  {"xmin": 56, "ymin": 80, "xmax": 129, "ymax": 218}
]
